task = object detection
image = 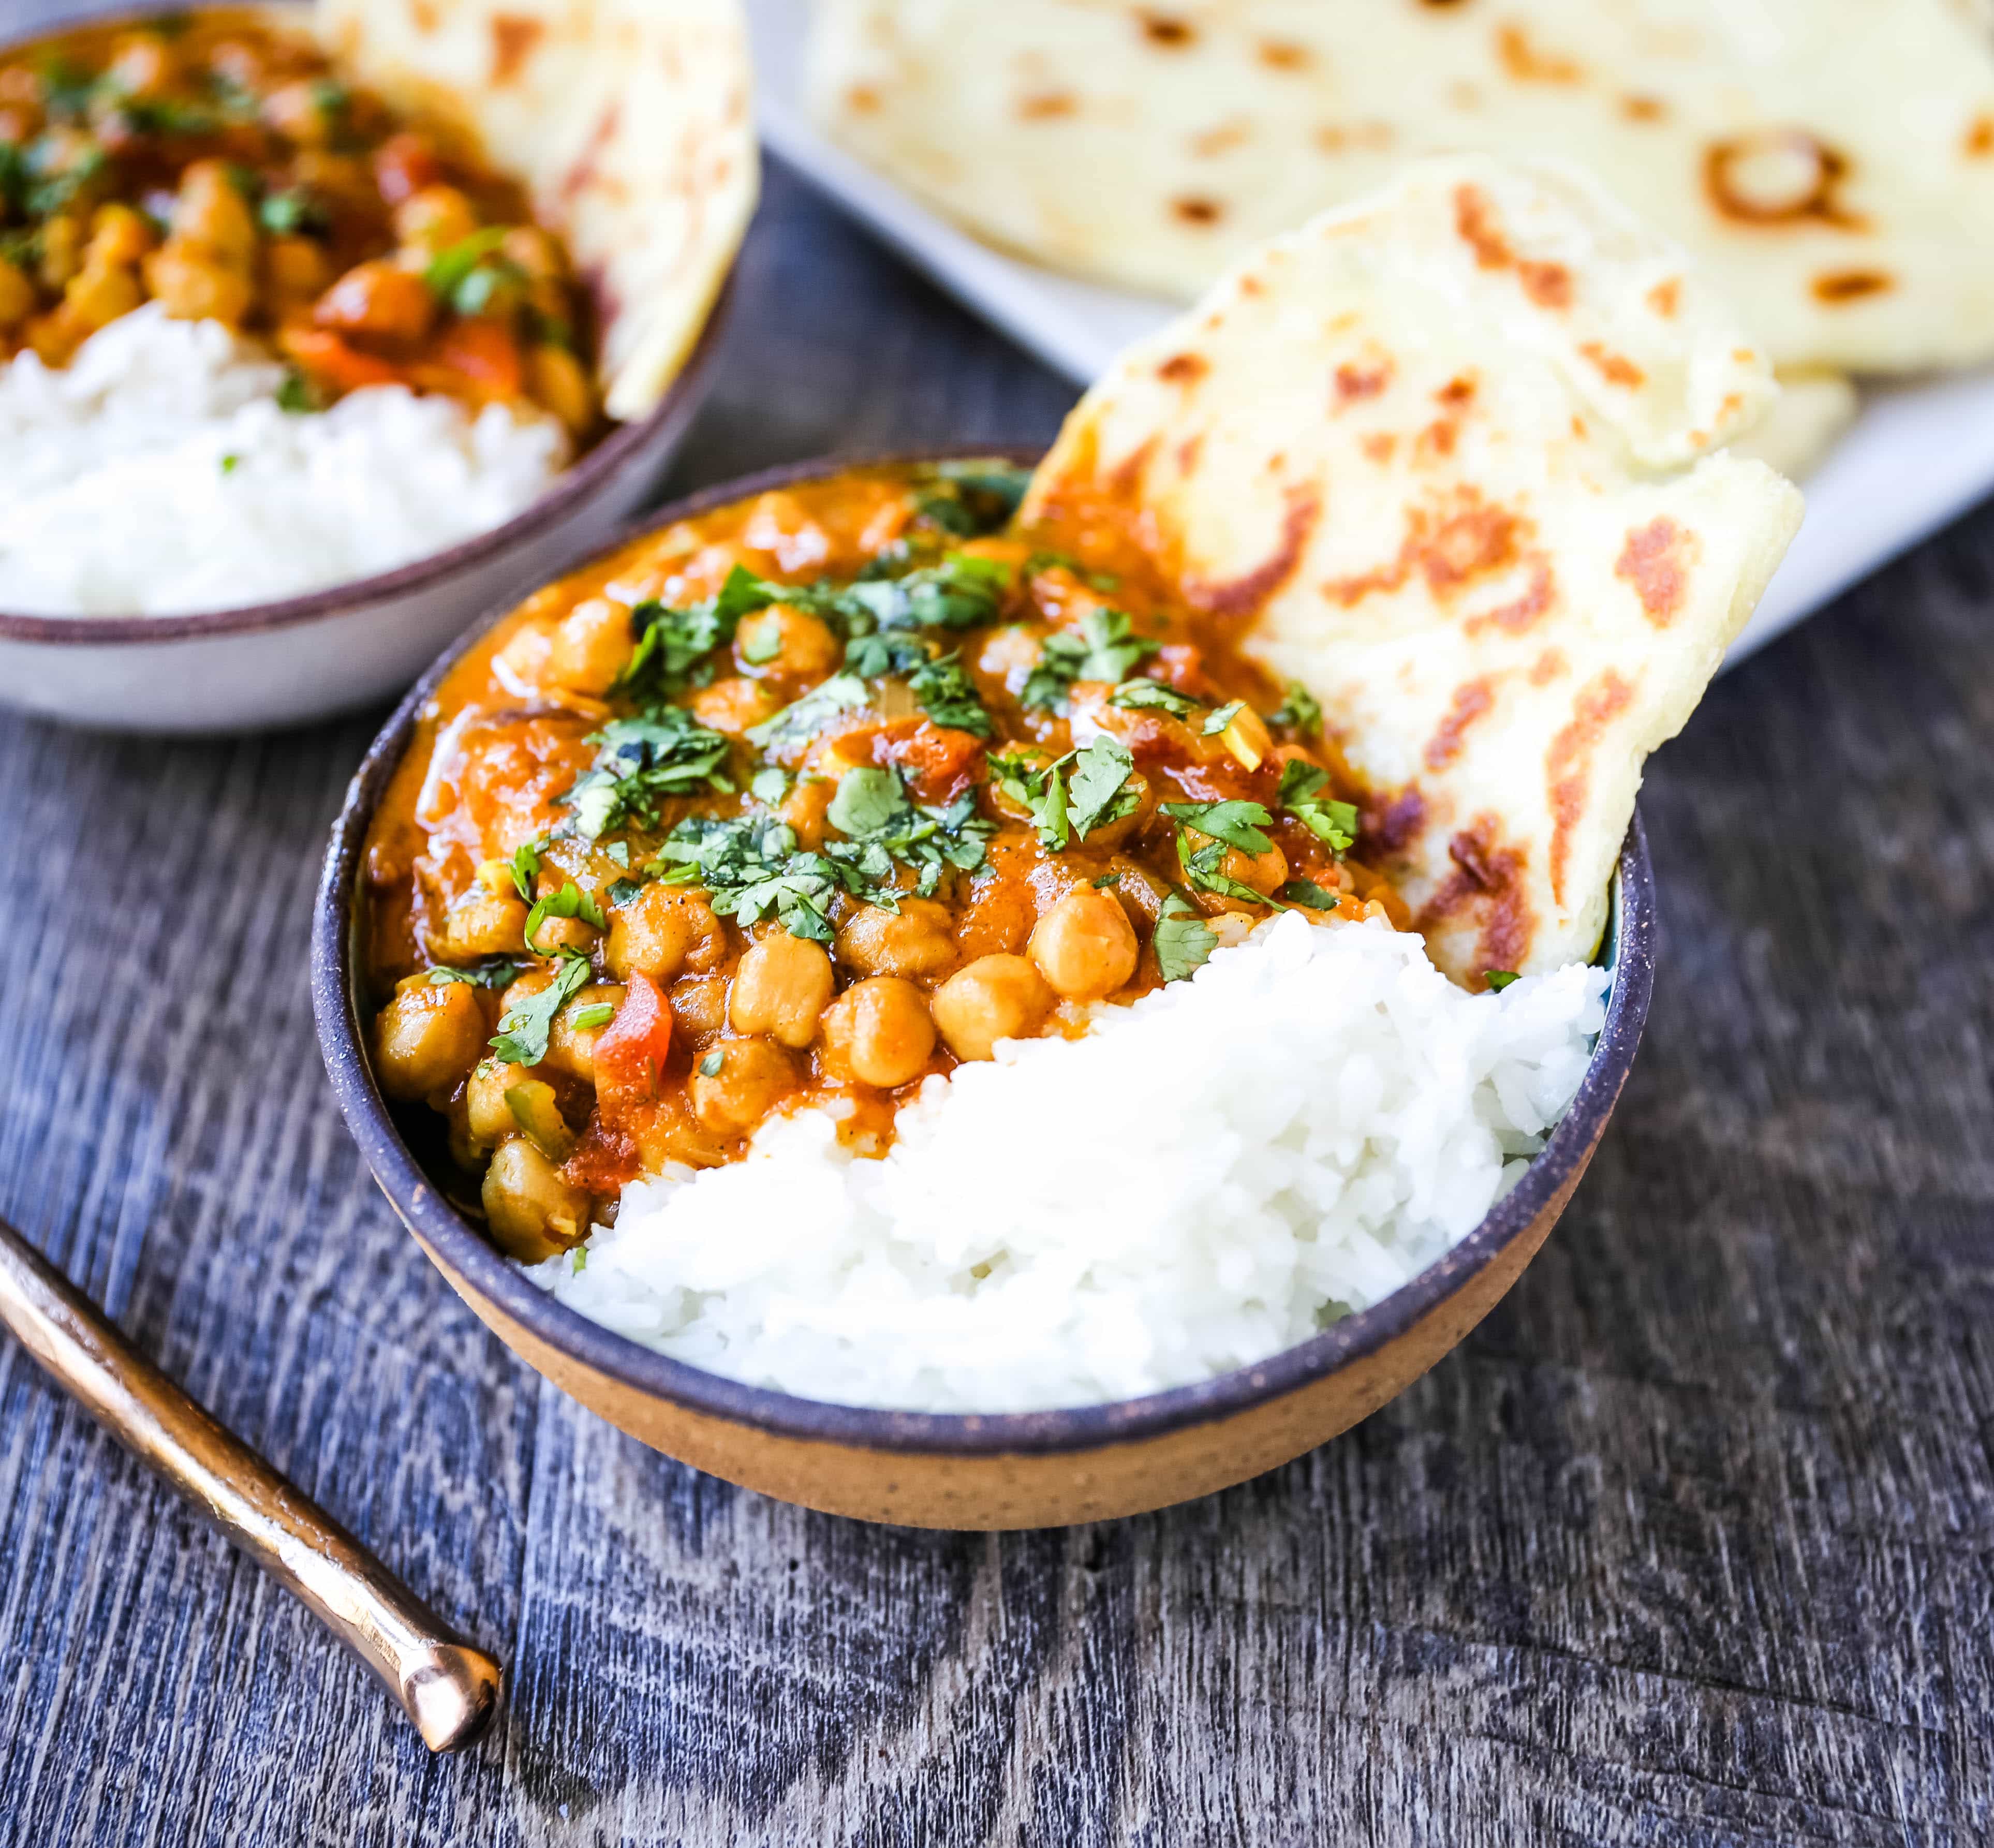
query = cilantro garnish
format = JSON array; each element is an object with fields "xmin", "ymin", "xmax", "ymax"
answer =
[
  {"xmin": 508, "ymin": 837, "xmax": 544, "ymax": 903},
  {"xmin": 426, "ymin": 958, "xmax": 524, "ymax": 989},
  {"xmin": 840, "ymin": 554, "xmax": 1010, "ymax": 634},
  {"xmin": 568, "ymin": 1001, "xmax": 615, "ymax": 1030},
  {"xmin": 490, "ymin": 952, "xmax": 593, "ymax": 1066},
  {"xmin": 524, "ymin": 880, "xmax": 606, "ymax": 955},
  {"xmin": 275, "ymin": 368, "xmax": 322, "ymax": 415},
  {"xmin": 989, "ymin": 751, "xmax": 1070, "ymax": 851},
  {"xmin": 619, "ymin": 565, "xmax": 775, "ymax": 700},
  {"xmin": 1154, "ymin": 894, "xmax": 1218, "ymax": 983},
  {"xmin": 1022, "ymin": 609, "xmax": 1161, "ymax": 710},
  {"xmin": 560, "ymin": 707, "xmax": 733, "ymax": 838},
  {"xmin": 906, "ymin": 652, "xmax": 993, "ymax": 737},
  {"xmin": 823, "ymin": 767, "xmax": 993, "ymax": 898},
  {"xmin": 1269, "ymin": 681, "xmax": 1323, "ymax": 738},
  {"xmin": 258, "ymin": 187, "xmax": 328, "ymax": 237},
  {"xmin": 421, "ymin": 227, "xmax": 508, "ymax": 301},
  {"xmin": 1202, "ymin": 701, "xmax": 1245, "ymax": 737},
  {"xmin": 1277, "ymin": 761, "xmax": 1358, "ymax": 855},
  {"xmin": 654, "ymin": 812, "xmax": 847, "ymax": 942},
  {"xmin": 1109, "ymin": 679, "xmax": 1201, "ymax": 718},
  {"xmin": 607, "ymin": 877, "xmax": 646, "ymax": 908},
  {"xmin": 1065, "ymin": 736, "xmax": 1140, "ymax": 839},
  {"xmin": 749, "ymin": 765, "xmax": 791, "ymax": 804},
  {"xmin": 698, "ymin": 1052, "xmax": 724, "ymax": 1076},
  {"xmin": 1023, "ymin": 550, "xmax": 1120, "ymax": 593},
  {"xmin": 747, "ymin": 673, "xmax": 870, "ymax": 757},
  {"xmin": 1485, "ymin": 970, "xmax": 1521, "ymax": 992},
  {"xmin": 1279, "ymin": 878, "xmax": 1342, "ymax": 910},
  {"xmin": 844, "ymin": 630, "xmax": 930, "ymax": 679},
  {"xmin": 1165, "ymin": 801, "xmax": 1282, "ymax": 906}
]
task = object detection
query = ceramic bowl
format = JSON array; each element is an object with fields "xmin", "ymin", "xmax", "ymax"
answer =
[
  {"xmin": 311, "ymin": 454, "xmax": 1657, "ymax": 1531},
  {"xmin": 0, "ymin": 1, "xmax": 733, "ymax": 734}
]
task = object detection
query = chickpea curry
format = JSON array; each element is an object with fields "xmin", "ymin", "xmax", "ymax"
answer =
[
  {"xmin": 362, "ymin": 461, "xmax": 1413, "ymax": 1263},
  {"xmin": 0, "ymin": 9, "xmax": 598, "ymax": 435}
]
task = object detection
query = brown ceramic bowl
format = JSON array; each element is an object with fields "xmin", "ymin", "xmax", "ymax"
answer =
[
  {"xmin": 0, "ymin": 0, "xmax": 737, "ymax": 734},
  {"xmin": 311, "ymin": 453, "xmax": 1657, "ymax": 1531}
]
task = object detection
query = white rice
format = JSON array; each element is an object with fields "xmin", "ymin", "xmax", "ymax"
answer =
[
  {"xmin": 0, "ymin": 304, "xmax": 569, "ymax": 616},
  {"xmin": 530, "ymin": 913, "xmax": 1611, "ymax": 1412}
]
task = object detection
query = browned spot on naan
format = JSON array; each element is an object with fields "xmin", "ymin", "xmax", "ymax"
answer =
[
  {"xmin": 1324, "ymin": 492, "xmax": 1516, "ymax": 605},
  {"xmin": 1646, "ymin": 278, "xmax": 1681, "ymax": 318},
  {"xmin": 1614, "ymin": 518, "xmax": 1695, "ymax": 625},
  {"xmin": 1173, "ymin": 196, "xmax": 1224, "ymax": 226},
  {"xmin": 1546, "ymin": 671, "xmax": 1635, "ymax": 904},
  {"xmin": 1424, "ymin": 677, "xmax": 1495, "ymax": 770},
  {"xmin": 1621, "ymin": 93, "xmax": 1666, "ymax": 124},
  {"xmin": 560, "ymin": 102, "xmax": 622, "ymax": 206},
  {"xmin": 1361, "ymin": 432, "xmax": 1396, "ymax": 463},
  {"xmin": 490, "ymin": 13, "xmax": 543, "ymax": 83},
  {"xmin": 1529, "ymin": 648, "xmax": 1568, "ymax": 686},
  {"xmin": 1017, "ymin": 91, "xmax": 1076, "ymax": 120},
  {"xmin": 1813, "ymin": 268, "xmax": 1894, "ymax": 304},
  {"xmin": 1157, "ymin": 352, "xmax": 1207, "ymax": 384},
  {"xmin": 1705, "ymin": 132, "xmax": 1865, "ymax": 229},
  {"xmin": 1361, "ymin": 788, "xmax": 1427, "ymax": 859},
  {"xmin": 845, "ymin": 84, "xmax": 881, "ymax": 114},
  {"xmin": 1185, "ymin": 485, "xmax": 1320, "ymax": 617},
  {"xmin": 1419, "ymin": 817, "xmax": 1534, "ymax": 975},
  {"xmin": 1579, "ymin": 342, "xmax": 1646, "ymax": 388},
  {"xmin": 1259, "ymin": 40, "xmax": 1310, "ymax": 71},
  {"xmin": 1494, "ymin": 24, "xmax": 1582, "ymax": 84},
  {"xmin": 1453, "ymin": 185, "xmax": 1570, "ymax": 306},
  {"xmin": 1139, "ymin": 11, "xmax": 1195, "ymax": 47},
  {"xmin": 1967, "ymin": 115, "xmax": 1994, "ymax": 158},
  {"xmin": 410, "ymin": 0, "xmax": 439, "ymax": 31},
  {"xmin": 1335, "ymin": 359, "xmax": 1393, "ymax": 404},
  {"xmin": 1464, "ymin": 556, "xmax": 1555, "ymax": 635}
]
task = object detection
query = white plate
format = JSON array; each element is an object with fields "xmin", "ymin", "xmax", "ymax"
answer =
[{"xmin": 748, "ymin": 0, "xmax": 1994, "ymax": 665}]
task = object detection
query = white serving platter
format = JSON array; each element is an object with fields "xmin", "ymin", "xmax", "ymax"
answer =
[{"xmin": 747, "ymin": 0, "xmax": 1994, "ymax": 665}]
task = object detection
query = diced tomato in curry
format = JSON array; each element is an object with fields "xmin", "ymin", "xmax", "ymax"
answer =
[
  {"xmin": 362, "ymin": 463, "xmax": 1411, "ymax": 1261},
  {"xmin": 0, "ymin": 9, "xmax": 598, "ymax": 437}
]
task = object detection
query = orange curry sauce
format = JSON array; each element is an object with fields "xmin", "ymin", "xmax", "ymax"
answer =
[
  {"xmin": 362, "ymin": 463, "xmax": 1409, "ymax": 1261},
  {"xmin": 0, "ymin": 9, "xmax": 598, "ymax": 435}
]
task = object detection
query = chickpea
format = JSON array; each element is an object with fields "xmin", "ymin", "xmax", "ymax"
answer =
[
  {"xmin": 375, "ymin": 975, "xmax": 486, "ymax": 1101},
  {"xmin": 730, "ymin": 934, "xmax": 835, "ymax": 1047},
  {"xmin": 690, "ymin": 1036, "xmax": 799, "ymax": 1137},
  {"xmin": 426, "ymin": 883, "xmax": 526, "ymax": 960},
  {"xmin": 607, "ymin": 884, "xmax": 725, "ymax": 981},
  {"xmin": 315, "ymin": 259, "xmax": 437, "ymax": 341},
  {"xmin": 392, "ymin": 184, "xmax": 479, "ymax": 257},
  {"xmin": 466, "ymin": 1059, "xmax": 532, "ymax": 1148},
  {"xmin": 38, "ymin": 215, "xmax": 82, "ymax": 291},
  {"xmin": 821, "ymin": 977, "xmax": 937, "ymax": 1089},
  {"xmin": 545, "ymin": 597, "xmax": 633, "ymax": 696},
  {"xmin": 482, "ymin": 1137, "xmax": 589, "ymax": 1262},
  {"xmin": 735, "ymin": 604, "xmax": 841, "ymax": 682},
  {"xmin": 500, "ymin": 225, "xmax": 568, "ymax": 282},
  {"xmin": 85, "ymin": 203, "xmax": 154, "ymax": 271},
  {"xmin": 689, "ymin": 676, "xmax": 779, "ymax": 736},
  {"xmin": 24, "ymin": 308, "xmax": 88, "ymax": 367},
  {"xmin": 528, "ymin": 344, "xmax": 596, "ymax": 438},
  {"xmin": 172, "ymin": 161, "xmax": 257, "ymax": 267},
  {"xmin": 143, "ymin": 239, "xmax": 254, "ymax": 325},
  {"xmin": 0, "ymin": 259, "xmax": 32, "ymax": 333},
  {"xmin": 542, "ymin": 983, "xmax": 625, "ymax": 1082},
  {"xmin": 263, "ymin": 235, "xmax": 332, "ymax": 309},
  {"xmin": 1028, "ymin": 889, "xmax": 1139, "ymax": 1001},
  {"xmin": 836, "ymin": 899, "xmax": 959, "ymax": 981},
  {"xmin": 778, "ymin": 775, "xmax": 836, "ymax": 851},
  {"xmin": 930, "ymin": 955, "xmax": 1054, "ymax": 1061},
  {"xmin": 63, "ymin": 261, "xmax": 144, "ymax": 332},
  {"xmin": 670, "ymin": 973, "xmax": 730, "ymax": 1042},
  {"xmin": 105, "ymin": 32, "xmax": 175, "ymax": 100},
  {"xmin": 977, "ymin": 625, "xmax": 1042, "ymax": 690},
  {"xmin": 526, "ymin": 908, "xmax": 598, "ymax": 957}
]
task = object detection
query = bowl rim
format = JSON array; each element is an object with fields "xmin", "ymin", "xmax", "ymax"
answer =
[
  {"xmin": 311, "ymin": 448, "xmax": 1657, "ymax": 1459},
  {"xmin": 0, "ymin": 0, "xmax": 736, "ymax": 649}
]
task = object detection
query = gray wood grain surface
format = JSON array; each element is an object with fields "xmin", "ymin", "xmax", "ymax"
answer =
[{"xmin": 1, "ymin": 42, "xmax": 1991, "ymax": 1847}]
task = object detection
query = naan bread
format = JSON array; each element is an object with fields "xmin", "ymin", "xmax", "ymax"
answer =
[
  {"xmin": 1727, "ymin": 371, "xmax": 1858, "ymax": 481},
  {"xmin": 1022, "ymin": 157, "xmax": 1804, "ymax": 984},
  {"xmin": 321, "ymin": 0, "xmax": 756, "ymax": 420},
  {"xmin": 812, "ymin": 0, "xmax": 1994, "ymax": 376}
]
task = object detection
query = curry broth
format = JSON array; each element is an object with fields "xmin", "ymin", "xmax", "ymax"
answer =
[{"xmin": 363, "ymin": 463, "xmax": 1409, "ymax": 1261}]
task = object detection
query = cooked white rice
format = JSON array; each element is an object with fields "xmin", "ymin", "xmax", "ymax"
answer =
[
  {"xmin": 0, "ymin": 304, "xmax": 569, "ymax": 616},
  {"xmin": 530, "ymin": 913, "xmax": 1611, "ymax": 1412}
]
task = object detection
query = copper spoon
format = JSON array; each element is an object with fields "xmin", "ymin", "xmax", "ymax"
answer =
[{"xmin": 0, "ymin": 1215, "xmax": 502, "ymax": 1752}]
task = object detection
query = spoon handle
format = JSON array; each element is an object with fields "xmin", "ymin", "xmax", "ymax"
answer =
[{"xmin": 0, "ymin": 1216, "xmax": 501, "ymax": 1753}]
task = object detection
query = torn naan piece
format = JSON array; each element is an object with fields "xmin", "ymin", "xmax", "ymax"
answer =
[
  {"xmin": 320, "ymin": 0, "xmax": 756, "ymax": 420},
  {"xmin": 1022, "ymin": 156, "xmax": 1804, "ymax": 984},
  {"xmin": 1727, "ymin": 371, "xmax": 1859, "ymax": 481},
  {"xmin": 811, "ymin": 0, "xmax": 1994, "ymax": 377}
]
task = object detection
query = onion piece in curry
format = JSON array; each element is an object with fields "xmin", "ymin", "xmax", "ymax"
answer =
[{"xmin": 363, "ymin": 462, "xmax": 1411, "ymax": 1261}]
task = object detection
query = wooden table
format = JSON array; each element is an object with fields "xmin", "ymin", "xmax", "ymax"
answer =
[{"xmin": 2, "ymin": 139, "xmax": 1990, "ymax": 1848}]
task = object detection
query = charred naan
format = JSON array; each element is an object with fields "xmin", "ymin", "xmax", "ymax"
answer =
[
  {"xmin": 813, "ymin": 0, "xmax": 1994, "ymax": 378},
  {"xmin": 1024, "ymin": 156, "xmax": 1804, "ymax": 983},
  {"xmin": 322, "ymin": 0, "xmax": 756, "ymax": 420}
]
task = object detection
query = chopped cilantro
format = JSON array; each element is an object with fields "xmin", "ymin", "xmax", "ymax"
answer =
[
  {"xmin": 826, "ymin": 766, "xmax": 907, "ymax": 839},
  {"xmin": 275, "ymin": 368, "xmax": 321, "ymax": 415},
  {"xmin": 508, "ymin": 837, "xmax": 544, "ymax": 903},
  {"xmin": 841, "ymin": 554, "xmax": 1010, "ymax": 633},
  {"xmin": 1109, "ymin": 679, "xmax": 1200, "ymax": 718},
  {"xmin": 737, "ymin": 614, "xmax": 784, "ymax": 665},
  {"xmin": 561, "ymin": 708, "xmax": 733, "ymax": 838},
  {"xmin": 568, "ymin": 1002, "xmax": 615, "ymax": 1030},
  {"xmin": 906, "ymin": 651, "xmax": 993, "ymax": 737},
  {"xmin": 989, "ymin": 750, "xmax": 1070, "ymax": 851},
  {"xmin": 844, "ymin": 630, "xmax": 930, "ymax": 679},
  {"xmin": 1202, "ymin": 701, "xmax": 1245, "ymax": 737},
  {"xmin": 524, "ymin": 880, "xmax": 606, "ymax": 955},
  {"xmin": 604, "ymin": 840, "xmax": 631, "ymax": 868},
  {"xmin": 749, "ymin": 765, "xmax": 791, "ymax": 804},
  {"xmin": 822, "ymin": 766, "xmax": 993, "ymax": 898},
  {"xmin": 219, "ymin": 453, "xmax": 241, "ymax": 476},
  {"xmin": 1279, "ymin": 879, "xmax": 1342, "ymax": 910},
  {"xmin": 606, "ymin": 877, "xmax": 646, "ymax": 908},
  {"xmin": 257, "ymin": 187, "xmax": 328, "ymax": 237},
  {"xmin": 747, "ymin": 673, "xmax": 870, "ymax": 757},
  {"xmin": 655, "ymin": 812, "xmax": 847, "ymax": 942},
  {"xmin": 1485, "ymin": 970, "xmax": 1521, "ymax": 992},
  {"xmin": 1269, "ymin": 681, "xmax": 1323, "ymax": 738},
  {"xmin": 1277, "ymin": 761, "xmax": 1358, "ymax": 855},
  {"xmin": 698, "ymin": 1051, "xmax": 724, "ymax": 1077},
  {"xmin": 490, "ymin": 952, "xmax": 593, "ymax": 1066},
  {"xmin": 1154, "ymin": 894, "xmax": 1218, "ymax": 983},
  {"xmin": 1065, "ymin": 736, "xmax": 1140, "ymax": 839},
  {"xmin": 1022, "ymin": 608, "xmax": 1161, "ymax": 710},
  {"xmin": 422, "ymin": 227, "xmax": 508, "ymax": 299},
  {"xmin": 426, "ymin": 958, "xmax": 524, "ymax": 989},
  {"xmin": 1162, "ymin": 800, "xmax": 1275, "ymax": 856},
  {"xmin": 570, "ymin": 1246, "xmax": 588, "ymax": 1274},
  {"xmin": 619, "ymin": 566, "xmax": 776, "ymax": 700},
  {"xmin": 1092, "ymin": 872, "xmax": 1121, "ymax": 889},
  {"xmin": 1024, "ymin": 549, "xmax": 1120, "ymax": 593}
]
